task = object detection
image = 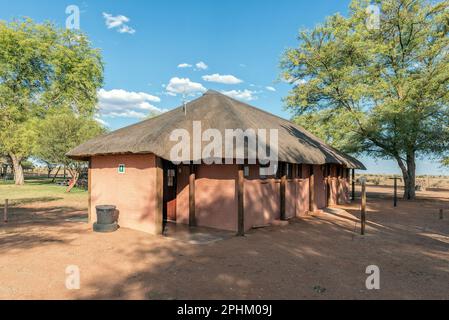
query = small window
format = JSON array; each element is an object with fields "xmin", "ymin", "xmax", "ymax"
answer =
[
  {"xmin": 296, "ymin": 164, "xmax": 303, "ymax": 179},
  {"xmin": 286, "ymin": 163, "xmax": 294, "ymax": 179},
  {"xmin": 324, "ymin": 164, "xmax": 331, "ymax": 177},
  {"xmin": 259, "ymin": 163, "xmax": 277, "ymax": 179},
  {"xmin": 244, "ymin": 166, "xmax": 250, "ymax": 177},
  {"xmin": 259, "ymin": 166, "xmax": 269, "ymax": 179},
  {"xmin": 167, "ymin": 169, "xmax": 175, "ymax": 187}
]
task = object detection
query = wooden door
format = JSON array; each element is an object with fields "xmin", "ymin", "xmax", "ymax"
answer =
[{"xmin": 163, "ymin": 162, "xmax": 177, "ymax": 222}]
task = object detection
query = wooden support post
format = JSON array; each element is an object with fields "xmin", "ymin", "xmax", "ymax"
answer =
[
  {"xmin": 189, "ymin": 164, "xmax": 196, "ymax": 227},
  {"xmin": 237, "ymin": 165, "xmax": 245, "ymax": 236},
  {"xmin": 439, "ymin": 209, "xmax": 444, "ymax": 220},
  {"xmin": 280, "ymin": 163, "xmax": 287, "ymax": 221},
  {"xmin": 87, "ymin": 159, "xmax": 92, "ymax": 223},
  {"xmin": 393, "ymin": 177, "xmax": 398, "ymax": 207},
  {"xmin": 352, "ymin": 169, "xmax": 355, "ymax": 201},
  {"xmin": 326, "ymin": 165, "xmax": 331, "ymax": 207},
  {"xmin": 155, "ymin": 157, "xmax": 164, "ymax": 235},
  {"xmin": 309, "ymin": 165, "xmax": 315, "ymax": 213},
  {"xmin": 3, "ymin": 199, "xmax": 8, "ymax": 223},
  {"xmin": 361, "ymin": 180, "xmax": 366, "ymax": 235},
  {"xmin": 336, "ymin": 167, "xmax": 341, "ymax": 205}
]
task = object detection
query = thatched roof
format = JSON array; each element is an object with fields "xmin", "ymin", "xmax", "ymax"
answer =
[{"xmin": 67, "ymin": 90, "xmax": 365, "ymax": 169}]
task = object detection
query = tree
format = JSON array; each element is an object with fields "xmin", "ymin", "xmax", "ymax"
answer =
[
  {"xmin": 21, "ymin": 159, "xmax": 35, "ymax": 172},
  {"xmin": 40, "ymin": 160, "xmax": 57, "ymax": 179},
  {"xmin": 0, "ymin": 120, "xmax": 37, "ymax": 184},
  {"xmin": 0, "ymin": 155, "xmax": 11, "ymax": 179},
  {"xmin": 281, "ymin": 0, "xmax": 449, "ymax": 199},
  {"xmin": 443, "ymin": 158, "xmax": 449, "ymax": 167},
  {"xmin": 36, "ymin": 112, "xmax": 105, "ymax": 192},
  {"xmin": 0, "ymin": 19, "xmax": 103, "ymax": 185}
]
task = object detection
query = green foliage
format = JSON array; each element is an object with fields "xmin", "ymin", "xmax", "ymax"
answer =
[
  {"xmin": 282, "ymin": 0, "xmax": 449, "ymax": 162},
  {"xmin": 0, "ymin": 118, "xmax": 37, "ymax": 160},
  {"xmin": 443, "ymin": 158, "xmax": 449, "ymax": 167},
  {"xmin": 21, "ymin": 160, "xmax": 35, "ymax": 170},
  {"xmin": 35, "ymin": 112, "xmax": 105, "ymax": 167},
  {"xmin": 0, "ymin": 18, "xmax": 103, "ymax": 162}
]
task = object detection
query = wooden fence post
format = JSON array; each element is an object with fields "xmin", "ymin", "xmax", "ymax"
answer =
[
  {"xmin": 352, "ymin": 169, "xmax": 355, "ymax": 201},
  {"xmin": 189, "ymin": 164, "xmax": 196, "ymax": 227},
  {"xmin": 309, "ymin": 165, "xmax": 315, "ymax": 213},
  {"xmin": 361, "ymin": 179, "xmax": 366, "ymax": 235},
  {"xmin": 88, "ymin": 160, "xmax": 92, "ymax": 223},
  {"xmin": 4, "ymin": 199, "xmax": 8, "ymax": 223},
  {"xmin": 394, "ymin": 177, "xmax": 398, "ymax": 207},
  {"xmin": 280, "ymin": 163, "xmax": 287, "ymax": 221},
  {"xmin": 155, "ymin": 157, "xmax": 164, "ymax": 235},
  {"xmin": 237, "ymin": 165, "xmax": 245, "ymax": 236}
]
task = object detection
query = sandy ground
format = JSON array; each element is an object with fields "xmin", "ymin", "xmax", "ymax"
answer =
[{"xmin": 1, "ymin": 185, "xmax": 449, "ymax": 300}]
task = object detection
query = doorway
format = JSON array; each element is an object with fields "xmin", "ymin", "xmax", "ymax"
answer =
[{"xmin": 163, "ymin": 160, "xmax": 177, "ymax": 230}]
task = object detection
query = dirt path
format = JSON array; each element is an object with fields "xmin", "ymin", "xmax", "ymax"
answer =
[{"xmin": 1, "ymin": 187, "xmax": 448, "ymax": 299}]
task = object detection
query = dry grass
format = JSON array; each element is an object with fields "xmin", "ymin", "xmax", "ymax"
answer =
[
  {"xmin": 356, "ymin": 174, "xmax": 449, "ymax": 190},
  {"xmin": 0, "ymin": 178, "xmax": 87, "ymax": 207}
]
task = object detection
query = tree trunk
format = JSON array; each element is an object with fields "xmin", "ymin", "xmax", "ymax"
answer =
[
  {"xmin": 404, "ymin": 151, "xmax": 416, "ymax": 200},
  {"xmin": 10, "ymin": 154, "xmax": 24, "ymax": 185},
  {"xmin": 394, "ymin": 151, "xmax": 416, "ymax": 200},
  {"xmin": 65, "ymin": 168, "xmax": 79, "ymax": 193},
  {"xmin": 51, "ymin": 166, "xmax": 61, "ymax": 183}
]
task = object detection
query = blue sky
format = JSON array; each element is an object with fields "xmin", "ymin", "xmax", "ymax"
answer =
[{"xmin": 1, "ymin": 0, "xmax": 447, "ymax": 175}]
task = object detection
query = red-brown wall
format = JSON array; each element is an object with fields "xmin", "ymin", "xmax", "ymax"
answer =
[
  {"xmin": 176, "ymin": 164, "xmax": 239, "ymax": 231},
  {"xmin": 89, "ymin": 154, "xmax": 351, "ymax": 234},
  {"xmin": 314, "ymin": 165, "xmax": 327, "ymax": 209},
  {"xmin": 329, "ymin": 165, "xmax": 339, "ymax": 206},
  {"xmin": 244, "ymin": 164, "xmax": 280, "ymax": 229},
  {"xmin": 327, "ymin": 165, "xmax": 351, "ymax": 206},
  {"xmin": 175, "ymin": 163, "xmax": 332, "ymax": 231},
  {"xmin": 90, "ymin": 154, "xmax": 158, "ymax": 234},
  {"xmin": 340, "ymin": 169, "xmax": 351, "ymax": 204},
  {"xmin": 285, "ymin": 180, "xmax": 296, "ymax": 219},
  {"xmin": 176, "ymin": 165, "xmax": 190, "ymax": 225},
  {"xmin": 195, "ymin": 164, "xmax": 239, "ymax": 231},
  {"xmin": 296, "ymin": 165, "xmax": 310, "ymax": 216}
]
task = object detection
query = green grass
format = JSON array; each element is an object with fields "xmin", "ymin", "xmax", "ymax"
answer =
[{"xmin": 0, "ymin": 178, "xmax": 87, "ymax": 206}]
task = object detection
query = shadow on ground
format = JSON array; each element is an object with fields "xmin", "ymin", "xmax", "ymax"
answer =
[{"xmin": 1, "ymin": 186, "xmax": 449, "ymax": 299}]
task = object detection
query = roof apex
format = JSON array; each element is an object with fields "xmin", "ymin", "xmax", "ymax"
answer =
[{"xmin": 203, "ymin": 89, "xmax": 221, "ymax": 96}]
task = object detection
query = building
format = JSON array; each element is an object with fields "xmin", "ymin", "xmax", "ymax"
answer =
[{"xmin": 67, "ymin": 90, "xmax": 365, "ymax": 235}]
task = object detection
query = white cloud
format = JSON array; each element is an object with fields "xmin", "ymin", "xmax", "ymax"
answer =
[
  {"xmin": 103, "ymin": 13, "xmax": 128, "ymax": 28},
  {"xmin": 102, "ymin": 12, "xmax": 135, "ymax": 34},
  {"xmin": 295, "ymin": 79, "xmax": 307, "ymax": 85},
  {"xmin": 283, "ymin": 76, "xmax": 307, "ymax": 86},
  {"xmin": 265, "ymin": 86, "xmax": 276, "ymax": 92},
  {"xmin": 108, "ymin": 110, "xmax": 147, "ymax": 118},
  {"xmin": 202, "ymin": 73, "xmax": 243, "ymax": 84},
  {"xmin": 98, "ymin": 89, "xmax": 164, "ymax": 119},
  {"xmin": 118, "ymin": 25, "xmax": 135, "ymax": 34},
  {"xmin": 221, "ymin": 89, "xmax": 258, "ymax": 101},
  {"xmin": 166, "ymin": 77, "xmax": 206, "ymax": 95},
  {"xmin": 195, "ymin": 61, "xmax": 208, "ymax": 70},
  {"xmin": 99, "ymin": 89, "xmax": 160, "ymax": 103},
  {"xmin": 178, "ymin": 63, "xmax": 192, "ymax": 68},
  {"xmin": 94, "ymin": 117, "xmax": 109, "ymax": 127}
]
